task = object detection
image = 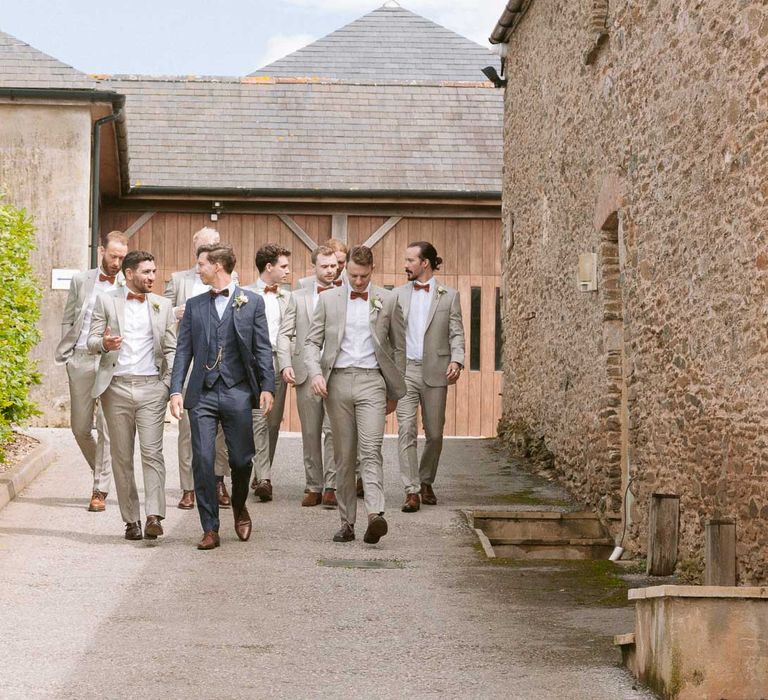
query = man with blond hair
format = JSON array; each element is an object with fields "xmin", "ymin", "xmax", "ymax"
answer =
[
  {"xmin": 164, "ymin": 227, "xmax": 236, "ymax": 510},
  {"xmin": 55, "ymin": 230, "xmax": 128, "ymax": 513}
]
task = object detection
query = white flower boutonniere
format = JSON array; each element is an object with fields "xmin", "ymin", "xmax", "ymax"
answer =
[
  {"xmin": 117, "ymin": 278, "xmax": 125, "ymax": 287},
  {"xmin": 437, "ymin": 286, "xmax": 447, "ymax": 296},
  {"xmin": 370, "ymin": 295, "xmax": 383, "ymax": 315},
  {"xmin": 277, "ymin": 288, "xmax": 286, "ymax": 299},
  {"xmin": 233, "ymin": 292, "xmax": 249, "ymax": 309},
  {"xmin": 151, "ymin": 301, "xmax": 160, "ymax": 313}
]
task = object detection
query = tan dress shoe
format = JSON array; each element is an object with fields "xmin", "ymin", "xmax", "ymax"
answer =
[
  {"xmin": 233, "ymin": 506, "xmax": 252, "ymax": 541},
  {"xmin": 178, "ymin": 490, "xmax": 195, "ymax": 509},
  {"xmin": 302, "ymin": 491, "xmax": 322, "ymax": 507},
  {"xmin": 144, "ymin": 515, "xmax": 164, "ymax": 539},
  {"xmin": 197, "ymin": 531, "xmax": 220, "ymax": 550},
  {"xmin": 217, "ymin": 480, "xmax": 231, "ymax": 508},
  {"xmin": 401, "ymin": 493, "xmax": 420, "ymax": 513},
  {"xmin": 322, "ymin": 489, "xmax": 338, "ymax": 509},
  {"xmin": 88, "ymin": 490, "xmax": 107, "ymax": 512},
  {"xmin": 363, "ymin": 514, "xmax": 388, "ymax": 544},
  {"xmin": 253, "ymin": 479, "xmax": 273, "ymax": 502}
]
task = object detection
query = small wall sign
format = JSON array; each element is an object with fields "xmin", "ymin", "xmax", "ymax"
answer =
[{"xmin": 51, "ymin": 269, "xmax": 79, "ymax": 290}]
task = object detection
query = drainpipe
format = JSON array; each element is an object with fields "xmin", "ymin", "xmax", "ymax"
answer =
[{"xmin": 90, "ymin": 110, "xmax": 122, "ymax": 268}]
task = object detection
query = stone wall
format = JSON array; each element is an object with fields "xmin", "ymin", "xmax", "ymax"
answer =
[
  {"xmin": 499, "ymin": 0, "xmax": 768, "ymax": 583},
  {"xmin": 0, "ymin": 102, "xmax": 93, "ymax": 427}
]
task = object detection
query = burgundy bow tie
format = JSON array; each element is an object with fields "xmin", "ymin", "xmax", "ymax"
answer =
[
  {"xmin": 414, "ymin": 282, "xmax": 430, "ymax": 292},
  {"xmin": 350, "ymin": 291, "xmax": 368, "ymax": 301},
  {"xmin": 99, "ymin": 273, "xmax": 116, "ymax": 283},
  {"xmin": 263, "ymin": 284, "xmax": 279, "ymax": 294},
  {"xmin": 209, "ymin": 288, "xmax": 230, "ymax": 298},
  {"xmin": 127, "ymin": 292, "xmax": 145, "ymax": 303},
  {"xmin": 317, "ymin": 285, "xmax": 334, "ymax": 294}
]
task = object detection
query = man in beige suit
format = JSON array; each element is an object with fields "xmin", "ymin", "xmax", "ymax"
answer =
[
  {"xmin": 164, "ymin": 227, "xmax": 234, "ymax": 510},
  {"xmin": 278, "ymin": 245, "xmax": 338, "ymax": 507},
  {"xmin": 246, "ymin": 244, "xmax": 292, "ymax": 503},
  {"xmin": 88, "ymin": 250, "xmax": 176, "ymax": 541},
  {"xmin": 395, "ymin": 242, "xmax": 465, "ymax": 511},
  {"xmin": 305, "ymin": 245, "xmax": 406, "ymax": 544},
  {"xmin": 296, "ymin": 238, "xmax": 347, "ymax": 291},
  {"xmin": 55, "ymin": 230, "xmax": 128, "ymax": 512}
]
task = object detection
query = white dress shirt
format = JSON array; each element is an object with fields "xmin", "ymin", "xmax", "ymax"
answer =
[
  {"xmin": 76, "ymin": 270, "xmax": 119, "ymax": 349},
  {"xmin": 114, "ymin": 289, "xmax": 157, "ymax": 376},
  {"xmin": 406, "ymin": 278, "xmax": 434, "ymax": 361},
  {"xmin": 212, "ymin": 281, "xmax": 236, "ymax": 319},
  {"xmin": 254, "ymin": 278, "xmax": 281, "ymax": 349},
  {"xmin": 335, "ymin": 285, "xmax": 378, "ymax": 369}
]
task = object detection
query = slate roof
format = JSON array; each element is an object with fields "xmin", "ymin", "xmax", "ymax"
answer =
[
  {"xmin": 0, "ymin": 29, "xmax": 99, "ymax": 90},
  {"xmin": 250, "ymin": 3, "xmax": 493, "ymax": 84},
  {"xmin": 106, "ymin": 76, "xmax": 503, "ymax": 194}
]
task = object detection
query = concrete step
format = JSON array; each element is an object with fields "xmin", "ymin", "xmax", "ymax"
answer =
[
  {"xmin": 489, "ymin": 538, "xmax": 615, "ymax": 560},
  {"xmin": 473, "ymin": 510, "xmax": 609, "ymax": 541}
]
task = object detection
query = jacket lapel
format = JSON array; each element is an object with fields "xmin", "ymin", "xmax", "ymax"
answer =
[
  {"xmin": 148, "ymin": 293, "xmax": 161, "ymax": 356},
  {"xmin": 401, "ymin": 284, "xmax": 413, "ymax": 322},
  {"xmin": 336, "ymin": 291, "xmax": 348, "ymax": 349},
  {"xmin": 424, "ymin": 278, "xmax": 441, "ymax": 330},
  {"xmin": 303, "ymin": 291, "xmax": 313, "ymax": 324},
  {"xmin": 113, "ymin": 291, "xmax": 126, "ymax": 336}
]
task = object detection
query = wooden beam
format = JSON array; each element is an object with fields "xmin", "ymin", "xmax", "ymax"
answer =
[
  {"xmin": 123, "ymin": 211, "xmax": 156, "ymax": 239},
  {"xmin": 331, "ymin": 214, "xmax": 348, "ymax": 243},
  {"xmin": 362, "ymin": 216, "xmax": 402, "ymax": 248},
  {"xmin": 278, "ymin": 215, "xmax": 317, "ymax": 252}
]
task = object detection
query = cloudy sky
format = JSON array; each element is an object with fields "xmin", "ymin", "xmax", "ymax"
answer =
[{"xmin": 0, "ymin": 0, "xmax": 506, "ymax": 76}]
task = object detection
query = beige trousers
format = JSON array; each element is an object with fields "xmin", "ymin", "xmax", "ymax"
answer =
[
  {"xmin": 101, "ymin": 375, "xmax": 168, "ymax": 524},
  {"xmin": 295, "ymin": 379, "xmax": 335, "ymax": 492},
  {"xmin": 252, "ymin": 353, "xmax": 287, "ymax": 482},
  {"xmin": 66, "ymin": 349, "xmax": 112, "ymax": 493},
  {"xmin": 396, "ymin": 360, "xmax": 448, "ymax": 492},
  {"xmin": 326, "ymin": 368, "xmax": 386, "ymax": 526}
]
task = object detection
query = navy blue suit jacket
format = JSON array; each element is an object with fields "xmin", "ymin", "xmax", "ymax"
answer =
[{"xmin": 171, "ymin": 287, "xmax": 276, "ymax": 409}]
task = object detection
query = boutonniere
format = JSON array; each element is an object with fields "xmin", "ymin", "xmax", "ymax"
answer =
[
  {"xmin": 277, "ymin": 288, "xmax": 286, "ymax": 299},
  {"xmin": 370, "ymin": 295, "xmax": 383, "ymax": 315},
  {"xmin": 117, "ymin": 278, "xmax": 125, "ymax": 287},
  {"xmin": 233, "ymin": 292, "xmax": 249, "ymax": 309},
  {"xmin": 437, "ymin": 286, "xmax": 447, "ymax": 296},
  {"xmin": 151, "ymin": 301, "xmax": 160, "ymax": 313}
]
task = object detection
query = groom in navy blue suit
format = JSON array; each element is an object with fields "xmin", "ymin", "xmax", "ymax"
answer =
[{"xmin": 170, "ymin": 243, "xmax": 275, "ymax": 550}]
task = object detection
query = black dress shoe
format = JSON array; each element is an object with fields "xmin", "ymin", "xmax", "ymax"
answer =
[
  {"xmin": 332, "ymin": 522, "xmax": 355, "ymax": 542},
  {"xmin": 363, "ymin": 514, "xmax": 388, "ymax": 544},
  {"xmin": 125, "ymin": 521, "xmax": 142, "ymax": 540}
]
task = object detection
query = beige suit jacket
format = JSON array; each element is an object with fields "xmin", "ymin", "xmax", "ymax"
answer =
[
  {"xmin": 164, "ymin": 267, "xmax": 239, "ymax": 308},
  {"xmin": 276, "ymin": 286, "xmax": 317, "ymax": 386},
  {"xmin": 86, "ymin": 289, "xmax": 177, "ymax": 398},
  {"xmin": 395, "ymin": 279, "xmax": 465, "ymax": 387},
  {"xmin": 55, "ymin": 268, "xmax": 126, "ymax": 364},
  {"xmin": 304, "ymin": 285, "xmax": 406, "ymax": 401}
]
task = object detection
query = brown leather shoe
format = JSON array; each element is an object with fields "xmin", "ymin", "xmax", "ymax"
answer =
[
  {"xmin": 144, "ymin": 515, "xmax": 164, "ymax": 539},
  {"xmin": 332, "ymin": 522, "xmax": 355, "ymax": 542},
  {"xmin": 363, "ymin": 514, "xmax": 388, "ymax": 544},
  {"xmin": 177, "ymin": 490, "xmax": 195, "ymax": 510},
  {"xmin": 420, "ymin": 482, "xmax": 437, "ymax": 505},
  {"xmin": 233, "ymin": 506, "xmax": 252, "ymax": 541},
  {"xmin": 217, "ymin": 480, "xmax": 231, "ymax": 508},
  {"xmin": 322, "ymin": 489, "xmax": 338, "ymax": 509},
  {"xmin": 356, "ymin": 477, "xmax": 364, "ymax": 499},
  {"xmin": 124, "ymin": 521, "xmax": 142, "ymax": 540},
  {"xmin": 401, "ymin": 493, "xmax": 420, "ymax": 513},
  {"xmin": 253, "ymin": 479, "xmax": 273, "ymax": 502},
  {"xmin": 302, "ymin": 491, "xmax": 322, "ymax": 507},
  {"xmin": 197, "ymin": 530, "xmax": 220, "ymax": 550},
  {"xmin": 88, "ymin": 490, "xmax": 107, "ymax": 512}
]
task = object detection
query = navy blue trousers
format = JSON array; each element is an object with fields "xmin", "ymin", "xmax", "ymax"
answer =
[{"xmin": 189, "ymin": 380, "xmax": 255, "ymax": 533}]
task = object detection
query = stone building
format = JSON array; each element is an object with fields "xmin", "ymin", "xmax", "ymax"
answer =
[{"xmin": 491, "ymin": 1, "xmax": 768, "ymax": 583}]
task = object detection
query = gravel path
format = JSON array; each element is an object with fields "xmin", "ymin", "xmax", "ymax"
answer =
[{"xmin": 0, "ymin": 427, "xmax": 653, "ymax": 699}]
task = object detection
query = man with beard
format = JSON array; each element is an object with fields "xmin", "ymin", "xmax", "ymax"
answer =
[
  {"xmin": 87, "ymin": 250, "xmax": 177, "ymax": 541},
  {"xmin": 55, "ymin": 230, "xmax": 128, "ymax": 513}
]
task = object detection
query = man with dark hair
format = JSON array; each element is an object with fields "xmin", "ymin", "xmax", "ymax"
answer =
[
  {"xmin": 246, "ymin": 243, "xmax": 291, "ymax": 503},
  {"xmin": 394, "ymin": 241, "xmax": 465, "ymax": 511},
  {"xmin": 305, "ymin": 245, "xmax": 406, "ymax": 543},
  {"xmin": 170, "ymin": 243, "xmax": 275, "ymax": 550},
  {"xmin": 87, "ymin": 250, "xmax": 177, "ymax": 541},
  {"xmin": 55, "ymin": 230, "xmax": 128, "ymax": 513},
  {"xmin": 278, "ymin": 245, "xmax": 338, "ymax": 507},
  {"xmin": 164, "ymin": 227, "xmax": 235, "ymax": 511}
]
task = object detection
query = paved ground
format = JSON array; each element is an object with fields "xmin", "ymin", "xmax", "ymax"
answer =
[{"xmin": 0, "ymin": 427, "xmax": 653, "ymax": 699}]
